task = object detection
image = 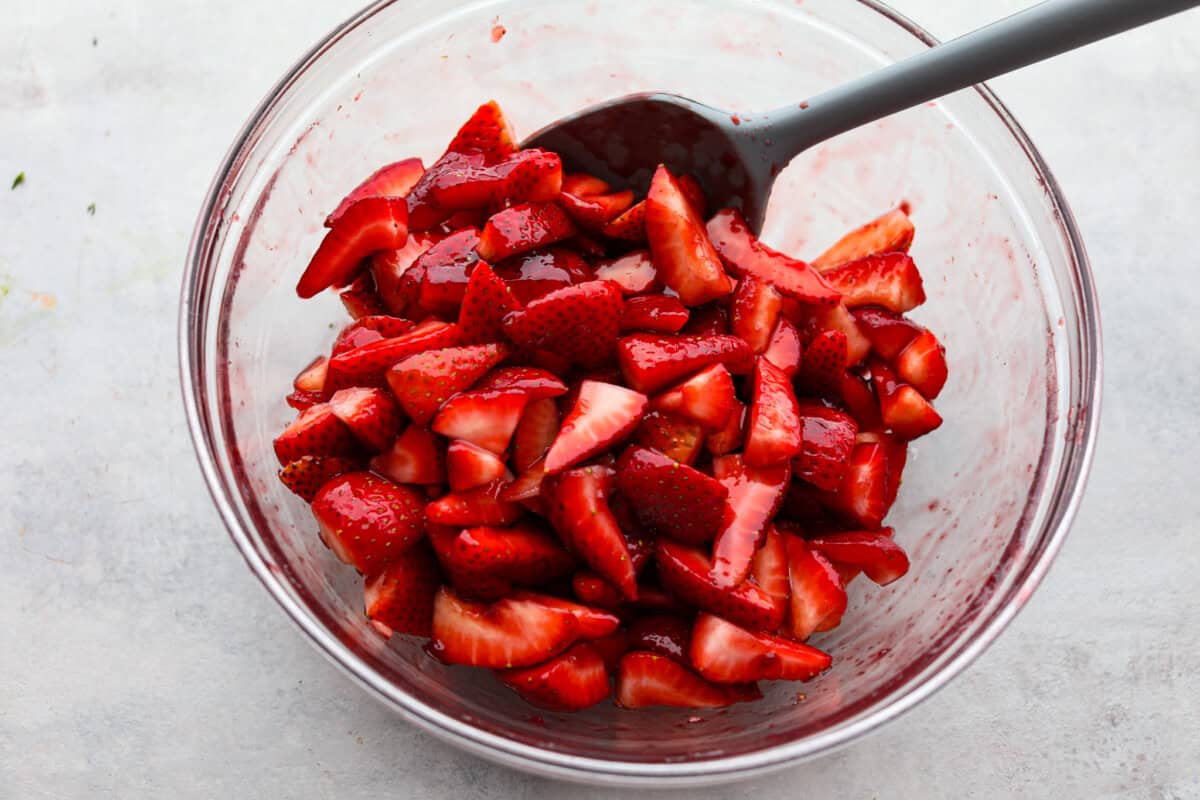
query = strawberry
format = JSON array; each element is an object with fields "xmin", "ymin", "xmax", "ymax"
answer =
[
  {"xmin": 326, "ymin": 320, "xmax": 464, "ymax": 393},
  {"xmin": 731, "ymin": 275, "xmax": 783, "ymax": 353},
  {"xmin": 644, "ymin": 165, "xmax": 733, "ymax": 306},
  {"xmin": 852, "ymin": 307, "xmax": 924, "ymax": 360},
  {"xmin": 706, "ymin": 209, "xmax": 839, "ymax": 305},
  {"xmin": 762, "ymin": 318, "xmax": 803, "ymax": 378},
  {"xmin": 327, "ymin": 157, "xmax": 425, "ymax": 227},
  {"xmin": 431, "ymin": 148, "xmax": 563, "ymax": 210},
  {"xmin": 812, "ymin": 205, "xmax": 914, "ymax": 271},
  {"xmin": 633, "ymin": 583, "xmax": 693, "ymax": 615},
  {"xmin": 676, "ymin": 174, "xmax": 707, "ymax": 217},
  {"xmin": 432, "ymin": 388, "xmax": 528, "ymax": 454},
  {"xmin": 616, "ymin": 333, "xmax": 752, "ymax": 393},
  {"xmin": 311, "ymin": 472, "xmax": 425, "ymax": 573},
  {"xmin": 514, "ymin": 592, "xmax": 621, "ymax": 639},
  {"xmin": 589, "ymin": 629, "xmax": 631, "ymax": 673},
  {"xmin": 368, "ymin": 423, "xmax": 446, "ymax": 485},
  {"xmin": 796, "ymin": 329, "xmax": 848, "ymax": 395},
  {"xmin": 385, "ymin": 342, "xmax": 508, "ymax": 425},
  {"xmin": 425, "ymin": 479, "xmax": 524, "ymax": 527},
  {"xmin": 477, "ymin": 202, "xmax": 578, "ymax": 262},
  {"xmin": 331, "ymin": 315, "xmax": 415, "ymax": 356},
  {"xmin": 428, "ymin": 587, "xmax": 580, "ymax": 668},
  {"xmin": 821, "ymin": 253, "xmax": 926, "ymax": 312},
  {"xmin": 414, "ymin": 229, "xmax": 482, "ymax": 314},
  {"xmin": 790, "ymin": 301, "xmax": 872, "ymax": 366},
  {"xmin": 650, "ymin": 363, "xmax": 735, "ymax": 430},
  {"xmin": 296, "ymin": 196, "xmax": 409, "ymax": 298},
  {"xmin": 501, "ymin": 280, "xmax": 624, "ymax": 369},
  {"xmin": 820, "ymin": 440, "xmax": 889, "ymax": 529},
  {"xmin": 792, "ymin": 402, "xmax": 858, "ymax": 491},
  {"xmin": 601, "ymin": 200, "xmax": 647, "ymax": 242},
  {"xmin": 278, "ymin": 455, "xmax": 360, "ymax": 502},
  {"xmin": 430, "ymin": 523, "xmax": 576, "ymax": 585},
  {"xmin": 869, "ymin": 358, "xmax": 943, "ymax": 440},
  {"xmin": 363, "ymin": 541, "xmax": 441, "ymax": 637},
  {"xmin": 750, "ymin": 525, "xmax": 790, "ymax": 621},
  {"xmin": 474, "ymin": 366, "xmax": 568, "ymax": 400},
  {"xmin": 457, "ymin": 261, "xmax": 521, "ymax": 344},
  {"xmin": 616, "ymin": 446, "xmax": 729, "ymax": 545},
  {"xmin": 869, "ymin": 431, "xmax": 908, "ymax": 509},
  {"xmin": 498, "ymin": 456, "xmax": 548, "ymax": 504},
  {"xmin": 839, "ymin": 370, "xmax": 884, "ymax": 432},
  {"xmin": 513, "ymin": 398, "xmax": 560, "ymax": 473},
  {"xmin": 543, "ymin": 380, "xmax": 647, "ymax": 473},
  {"xmin": 634, "ymin": 410, "xmax": 705, "ymax": 465},
  {"xmin": 497, "ymin": 642, "xmax": 611, "ymax": 711},
  {"xmin": 407, "ymin": 151, "xmax": 484, "ymax": 231},
  {"xmin": 561, "ymin": 173, "xmax": 610, "ymax": 195},
  {"xmin": 744, "ymin": 357, "xmax": 803, "ymax": 467},
  {"xmin": 447, "ymin": 101, "xmax": 516, "ymax": 159},
  {"xmin": 620, "ymin": 294, "xmax": 690, "ymax": 333},
  {"xmin": 655, "ymin": 539, "xmax": 784, "ymax": 630},
  {"xmin": 784, "ymin": 533, "xmax": 847, "ymax": 639},
  {"xmin": 682, "ymin": 305, "xmax": 730, "ymax": 337},
  {"xmin": 559, "ymin": 189, "xmax": 636, "ymax": 229},
  {"xmin": 594, "ymin": 250, "xmax": 659, "ymax": 295},
  {"xmin": 273, "ymin": 403, "xmax": 358, "ymax": 464},
  {"xmin": 370, "ymin": 233, "xmax": 439, "ymax": 316},
  {"xmin": 709, "ymin": 455, "xmax": 790, "ymax": 589},
  {"xmin": 328, "ymin": 387, "xmax": 401, "ymax": 453},
  {"xmin": 808, "ymin": 529, "xmax": 910, "ymax": 585},
  {"xmin": 287, "ymin": 389, "xmax": 323, "ymax": 412},
  {"xmin": 493, "ymin": 247, "xmax": 594, "ymax": 304},
  {"xmin": 544, "ymin": 465, "xmax": 638, "ymax": 600},
  {"xmin": 689, "ymin": 613, "xmax": 831, "ymax": 683},
  {"xmin": 896, "ymin": 329, "xmax": 948, "ymax": 399},
  {"xmin": 615, "ymin": 651, "xmax": 755, "ymax": 709},
  {"xmin": 339, "ymin": 273, "xmax": 386, "ymax": 319},
  {"xmin": 293, "ymin": 355, "xmax": 328, "ymax": 392},
  {"xmin": 446, "ymin": 440, "xmax": 509, "ymax": 491},
  {"xmin": 705, "ymin": 399, "xmax": 747, "ymax": 456},
  {"xmin": 572, "ymin": 571, "xmax": 625, "ymax": 610},
  {"xmin": 627, "ymin": 614, "xmax": 692, "ymax": 665}
]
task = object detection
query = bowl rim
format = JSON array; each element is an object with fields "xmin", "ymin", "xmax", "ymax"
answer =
[{"xmin": 179, "ymin": 0, "xmax": 1102, "ymax": 786}]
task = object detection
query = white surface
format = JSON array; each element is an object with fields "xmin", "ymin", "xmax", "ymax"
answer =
[{"xmin": 2, "ymin": 1, "xmax": 1198, "ymax": 797}]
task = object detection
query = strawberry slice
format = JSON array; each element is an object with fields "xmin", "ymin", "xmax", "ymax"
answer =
[
  {"xmin": 311, "ymin": 472, "xmax": 425, "ymax": 572},
  {"xmin": 650, "ymin": 363, "xmax": 735, "ymax": 430},
  {"xmin": 616, "ymin": 446, "xmax": 730, "ymax": 545},
  {"xmin": 790, "ymin": 301, "xmax": 872, "ymax": 366},
  {"xmin": 617, "ymin": 333, "xmax": 752, "ymax": 394},
  {"xmin": 514, "ymin": 592, "xmax": 621, "ymax": 639},
  {"xmin": 656, "ymin": 539, "xmax": 784, "ymax": 630},
  {"xmin": 328, "ymin": 387, "xmax": 401, "ymax": 453},
  {"xmin": 868, "ymin": 431, "xmax": 908, "ymax": 510},
  {"xmin": 706, "ymin": 209, "xmax": 839, "ymax": 305},
  {"xmin": 572, "ymin": 571, "xmax": 624, "ymax": 610},
  {"xmin": 446, "ymin": 100, "xmax": 517, "ymax": 160},
  {"xmin": 601, "ymin": 200, "xmax": 648, "ymax": 242},
  {"xmin": 273, "ymin": 403, "xmax": 358, "ymax": 464},
  {"xmin": 326, "ymin": 320, "xmax": 465, "ymax": 394},
  {"xmin": 457, "ymin": 261, "xmax": 521, "ymax": 345},
  {"xmin": 512, "ymin": 397, "xmax": 560, "ymax": 473},
  {"xmin": 544, "ymin": 465, "xmax": 637, "ymax": 599},
  {"xmin": 497, "ymin": 642, "xmax": 611, "ymax": 711},
  {"xmin": 446, "ymin": 440, "xmax": 509, "ymax": 491},
  {"xmin": 750, "ymin": 525, "xmax": 790, "ymax": 621},
  {"xmin": 744, "ymin": 358, "xmax": 803, "ymax": 467},
  {"xmin": 559, "ymin": 189, "xmax": 636, "ymax": 229},
  {"xmin": 331, "ymin": 315, "xmax": 416, "ymax": 356},
  {"xmin": 852, "ymin": 307, "xmax": 924, "ymax": 360},
  {"xmin": 501, "ymin": 281, "xmax": 624, "ymax": 369},
  {"xmin": 896, "ymin": 329, "xmax": 948, "ymax": 399},
  {"xmin": 428, "ymin": 587, "xmax": 580, "ymax": 668},
  {"xmin": 369, "ymin": 233, "xmax": 439, "ymax": 316},
  {"xmin": 293, "ymin": 355, "xmax": 328, "ymax": 392},
  {"xmin": 562, "ymin": 173, "xmax": 610, "ymax": 195},
  {"xmin": 385, "ymin": 342, "xmax": 508, "ymax": 425},
  {"xmin": 820, "ymin": 440, "xmax": 889, "ymax": 529},
  {"xmin": 544, "ymin": 381, "xmax": 647, "ymax": 473},
  {"xmin": 709, "ymin": 455, "xmax": 790, "ymax": 588},
  {"xmin": 620, "ymin": 294, "xmax": 690, "ymax": 333},
  {"xmin": 705, "ymin": 399, "xmax": 747, "ymax": 456},
  {"xmin": 286, "ymin": 389, "xmax": 323, "ymax": 412},
  {"xmin": 682, "ymin": 305, "xmax": 730, "ymax": 337},
  {"xmin": 363, "ymin": 542, "xmax": 441, "ymax": 638},
  {"xmin": 498, "ymin": 456, "xmax": 549, "ymax": 505},
  {"xmin": 430, "ymin": 523, "xmax": 576, "ymax": 586},
  {"xmin": 821, "ymin": 253, "xmax": 926, "ymax": 312},
  {"xmin": 808, "ymin": 529, "xmax": 910, "ymax": 585},
  {"xmin": 339, "ymin": 273, "xmax": 386, "ymax": 320},
  {"xmin": 431, "ymin": 148, "xmax": 562, "ymax": 211},
  {"xmin": 594, "ymin": 250, "xmax": 659, "ymax": 295},
  {"xmin": 432, "ymin": 388, "xmax": 528, "ymax": 454},
  {"xmin": 425, "ymin": 479, "xmax": 523, "ymax": 527},
  {"xmin": 297, "ymin": 196, "xmax": 409, "ymax": 298},
  {"xmin": 796, "ymin": 329, "xmax": 848, "ymax": 396},
  {"xmin": 690, "ymin": 613, "xmax": 831, "ymax": 683},
  {"xmin": 839, "ymin": 370, "xmax": 884, "ymax": 432},
  {"xmin": 616, "ymin": 651, "xmax": 756, "ymax": 709},
  {"xmin": 644, "ymin": 165, "xmax": 733, "ymax": 306},
  {"xmin": 627, "ymin": 614, "xmax": 692, "ymax": 665},
  {"xmin": 792, "ymin": 402, "xmax": 858, "ymax": 492},
  {"xmin": 812, "ymin": 206, "xmax": 915, "ymax": 271},
  {"xmin": 589, "ymin": 630, "xmax": 631, "ymax": 673},
  {"xmin": 869, "ymin": 358, "xmax": 943, "ymax": 440},
  {"xmin": 477, "ymin": 202, "xmax": 577, "ymax": 262},
  {"xmin": 412, "ymin": 228, "xmax": 482, "ymax": 314},
  {"xmin": 731, "ymin": 275, "xmax": 783, "ymax": 353},
  {"xmin": 762, "ymin": 318, "xmax": 802, "ymax": 378},
  {"xmin": 368, "ymin": 423, "xmax": 446, "ymax": 485},
  {"xmin": 278, "ymin": 455, "xmax": 359, "ymax": 502},
  {"xmin": 634, "ymin": 410, "xmax": 706, "ymax": 465},
  {"xmin": 784, "ymin": 533, "xmax": 848, "ymax": 639},
  {"xmin": 493, "ymin": 247, "xmax": 593, "ymax": 305},
  {"xmin": 474, "ymin": 366, "xmax": 568, "ymax": 400},
  {"xmin": 327, "ymin": 157, "xmax": 425, "ymax": 227}
]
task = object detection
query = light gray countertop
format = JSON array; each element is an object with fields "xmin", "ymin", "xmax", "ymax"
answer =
[{"xmin": 3, "ymin": 1, "xmax": 1198, "ymax": 797}]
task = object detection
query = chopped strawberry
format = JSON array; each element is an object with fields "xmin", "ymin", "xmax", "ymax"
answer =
[
  {"xmin": 339, "ymin": 273, "xmax": 386, "ymax": 320},
  {"xmin": 790, "ymin": 301, "xmax": 872, "ymax": 366},
  {"xmin": 368, "ymin": 424, "xmax": 446, "ymax": 485},
  {"xmin": 744, "ymin": 358, "xmax": 803, "ymax": 467},
  {"xmin": 288, "ymin": 388, "xmax": 325, "ymax": 410},
  {"xmin": 293, "ymin": 355, "xmax": 329, "ymax": 393},
  {"xmin": 278, "ymin": 455, "xmax": 360, "ymax": 502},
  {"xmin": 497, "ymin": 642, "xmax": 611, "ymax": 711},
  {"xmin": 869, "ymin": 358, "xmax": 943, "ymax": 440},
  {"xmin": 601, "ymin": 200, "xmax": 647, "ymax": 242},
  {"xmin": 457, "ymin": 261, "xmax": 521, "ymax": 345},
  {"xmin": 477, "ymin": 202, "xmax": 577, "ymax": 262},
  {"xmin": 676, "ymin": 174, "xmax": 707, "ymax": 216},
  {"xmin": 839, "ymin": 370, "xmax": 884, "ymax": 431},
  {"xmin": 808, "ymin": 529, "xmax": 910, "ymax": 585},
  {"xmin": 428, "ymin": 587, "xmax": 579, "ymax": 668},
  {"xmin": 273, "ymin": 403, "xmax": 358, "ymax": 464},
  {"xmin": 559, "ymin": 189, "xmax": 636, "ymax": 229},
  {"xmin": 474, "ymin": 366, "xmax": 568, "ymax": 400},
  {"xmin": 544, "ymin": 465, "xmax": 637, "ymax": 599},
  {"xmin": 327, "ymin": 157, "xmax": 425, "ymax": 227},
  {"xmin": 690, "ymin": 613, "xmax": 831, "ymax": 683},
  {"xmin": 616, "ymin": 447, "xmax": 730, "ymax": 545},
  {"xmin": 501, "ymin": 280, "xmax": 624, "ymax": 369},
  {"xmin": 498, "ymin": 456, "xmax": 548, "ymax": 504},
  {"xmin": 650, "ymin": 363, "xmax": 735, "ymax": 430},
  {"xmin": 750, "ymin": 525, "xmax": 790, "ymax": 620},
  {"xmin": 432, "ymin": 389, "xmax": 528, "ymax": 454},
  {"xmin": 494, "ymin": 247, "xmax": 594, "ymax": 304},
  {"xmin": 514, "ymin": 592, "xmax": 621, "ymax": 639},
  {"xmin": 431, "ymin": 148, "xmax": 563, "ymax": 210},
  {"xmin": 296, "ymin": 196, "xmax": 409, "ymax": 298},
  {"xmin": 594, "ymin": 250, "xmax": 659, "ymax": 295},
  {"xmin": 821, "ymin": 253, "xmax": 925, "ymax": 313},
  {"xmin": 627, "ymin": 614, "xmax": 692, "ymax": 664},
  {"xmin": 446, "ymin": 440, "xmax": 509, "ymax": 491},
  {"xmin": 425, "ymin": 479, "xmax": 523, "ymax": 527},
  {"xmin": 544, "ymin": 381, "xmax": 647, "ymax": 474},
  {"xmin": 762, "ymin": 319, "xmax": 803, "ymax": 378},
  {"xmin": 407, "ymin": 151, "xmax": 483, "ymax": 231},
  {"xmin": 784, "ymin": 533, "xmax": 848, "ymax": 639},
  {"xmin": 705, "ymin": 399, "xmax": 747, "ymax": 456},
  {"xmin": 561, "ymin": 173, "xmax": 610, "ymax": 196},
  {"xmin": 572, "ymin": 570, "xmax": 625, "ymax": 610},
  {"xmin": 709, "ymin": 455, "xmax": 790, "ymax": 588},
  {"xmin": 870, "ymin": 432, "xmax": 908, "ymax": 509},
  {"xmin": 385, "ymin": 342, "xmax": 508, "ymax": 425},
  {"xmin": 620, "ymin": 294, "xmax": 690, "ymax": 333},
  {"xmin": 412, "ymin": 228, "xmax": 482, "ymax": 314},
  {"xmin": 707, "ymin": 209, "xmax": 839, "ymax": 305},
  {"xmin": 852, "ymin": 307, "xmax": 923, "ymax": 360},
  {"xmin": 730, "ymin": 275, "xmax": 783, "ymax": 353},
  {"xmin": 634, "ymin": 410, "xmax": 706, "ymax": 465},
  {"xmin": 430, "ymin": 524, "xmax": 575, "ymax": 586},
  {"xmin": 796, "ymin": 329, "xmax": 848, "ymax": 395},
  {"xmin": 644, "ymin": 165, "xmax": 733, "ymax": 306},
  {"xmin": 615, "ymin": 651, "xmax": 754, "ymax": 709},
  {"xmin": 682, "ymin": 305, "xmax": 730, "ymax": 337},
  {"xmin": 363, "ymin": 542, "xmax": 441, "ymax": 638},
  {"xmin": 617, "ymin": 333, "xmax": 752, "ymax": 393},
  {"xmin": 896, "ymin": 329, "xmax": 948, "ymax": 399},
  {"xmin": 792, "ymin": 403, "xmax": 858, "ymax": 492},
  {"xmin": 370, "ymin": 233, "xmax": 438, "ymax": 316},
  {"xmin": 331, "ymin": 315, "xmax": 416, "ymax": 356},
  {"xmin": 820, "ymin": 440, "xmax": 889, "ymax": 529},
  {"xmin": 311, "ymin": 472, "xmax": 425, "ymax": 573},
  {"xmin": 633, "ymin": 583, "xmax": 693, "ymax": 615},
  {"xmin": 446, "ymin": 100, "xmax": 517, "ymax": 162},
  {"xmin": 655, "ymin": 539, "xmax": 784, "ymax": 630},
  {"xmin": 328, "ymin": 387, "xmax": 401, "ymax": 452},
  {"xmin": 326, "ymin": 320, "xmax": 464, "ymax": 393},
  {"xmin": 812, "ymin": 206, "xmax": 914, "ymax": 271},
  {"xmin": 589, "ymin": 629, "xmax": 631, "ymax": 673},
  {"xmin": 512, "ymin": 397, "xmax": 560, "ymax": 473}
]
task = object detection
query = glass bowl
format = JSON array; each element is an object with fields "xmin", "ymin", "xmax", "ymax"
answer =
[{"xmin": 180, "ymin": 0, "xmax": 1101, "ymax": 786}]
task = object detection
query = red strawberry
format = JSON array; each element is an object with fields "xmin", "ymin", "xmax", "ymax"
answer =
[
  {"xmin": 501, "ymin": 280, "xmax": 624, "ymax": 369},
  {"xmin": 431, "ymin": 148, "xmax": 562, "ymax": 210},
  {"xmin": 744, "ymin": 358, "xmax": 803, "ymax": 467},
  {"xmin": 430, "ymin": 523, "xmax": 575, "ymax": 585},
  {"xmin": 326, "ymin": 320, "xmax": 464, "ymax": 393},
  {"xmin": 644, "ymin": 165, "xmax": 733, "ymax": 306},
  {"xmin": 412, "ymin": 229, "xmax": 482, "ymax": 314},
  {"xmin": 332, "ymin": 316, "xmax": 416, "ymax": 356},
  {"xmin": 498, "ymin": 456, "xmax": 549, "ymax": 505},
  {"xmin": 627, "ymin": 614, "xmax": 693, "ymax": 665},
  {"xmin": 477, "ymin": 202, "xmax": 577, "ymax": 262},
  {"xmin": 385, "ymin": 342, "xmax": 508, "ymax": 425},
  {"xmin": 731, "ymin": 275, "xmax": 783, "ymax": 353},
  {"xmin": 650, "ymin": 363, "xmax": 735, "ymax": 430},
  {"xmin": 616, "ymin": 651, "xmax": 756, "ymax": 709},
  {"xmin": 514, "ymin": 592, "xmax": 621, "ymax": 639},
  {"xmin": 706, "ymin": 209, "xmax": 839, "ymax": 305},
  {"xmin": 620, "ymin": 294, "xmax": 690, "ymax": 334},
  {"xmin": 431, "ymin": 388, "xmax": 528, "ymax": 454},
  {"xmin": 762, "ymin": 318, "xmax": 802, "ymax": 378},
  {"xmin": 446, "ymin": 100, "xmax": 517, "ymax": 161},
  {"xmin": 368, "ymin": 424, "xmax": 446, "ymax": 485},
  {"xmin": 544, "ymin": 381, "xmax": 647, "ymax": 474},
  {"xmin": 676, "ymin": 174, "xmax": 707, "ymax": 216},
  {"xmin": 867, "ymin": 431, "xmax": 908, "ymax": 509},
  {"xmin": 425, "ymin": 479, "xmax": 523, "ymax": 527},
  {"xmin": 812, "ymin": 205, "xmax": 914, "ymax": 271},
  {"xmin": 705, "ymin": 399, "xmax": 747, "ymax": 456},
  {"xmin": 601, "ymin": 200, "xmax": 647, "ymax": 242},
  {"xmin": 616, "ymin": 447, "xmax": 729, "ymax": 544},
  {"xmin": 446, "ymin": 440, "xmax": 509, "ymax": 491},
  {"xmin": 709, "ymin": 455, "xmax": 790, "ymax": 588},
  {"xmin": 293, "ymin": 355, "xmax": 328, "ymax": 392},
  {"xmin": 869, "ymin": 358, "xmax": 943, "ymax": 440},
  {"xmin": 339, "ymin": 273, "xmax": 386, "ymax": 320},
  {"xmin": 369, "ymin": 233, "xmax": 439, "ymax": 316},
  {"xmin": 682, "ymin": 305, "xmax": 730, "ymax": 337},
  {"xmin": 572, "ymin": 571, "xmax": 625, "ymax": 610},
  {"xmin": 840, "ymin": 370, "xmax": 884, "ymax": 432},
  {"xmin": 273, "ymin": 403, "xmax": 358, "ymax": 464},
  {"xmin": 821, "ymin": 253, "xmax": 926, "ymax": 313},
  {"xmin": 750, "ymin": 525, "xmax": 790, "ymax": 620},
  {"xmin": 328, "ymin": 387, "xmax": 401, "ymax": 453},
  {"xmin": 311, "ymin": 472, "xmax": 425, "ymax": 572},
  {"xmin": 475, "ymin": 367, "xmax": 568, "ymax": 400},
  {"xmin": 513, "ymin": 398, "xmax": 560, "ymax": 473},
  {"xmin": 690, "ymin": 613, "xmax": 831, "ymax": 683},
  {"xmin": 286, "ymin": 389, "xmax": 323, "ymax": 411},
  {"xmin": 656, "ymin": 539, "xmax": 784, "ymax": 630},
  {"xmin": 792, "ymin": 402, "xmax": 858, "ymax": 492},
  {"xmin": 808, "ymin": 529, "xmax": 910, "ymax": 585},
  {"xmin": 784, "ymin": 533, "xmax": 847, "ymax": 639},
  {"xmin": 278, "ymin": 455, "xmax": 359, "ymax": 501},
  {"xmin": 363, "ymin": 542, "xmax": 441, "ymax": 637},
  {"xmin": 562, "ymin": 173, "xmax": 610, "ymax": 195},
  {"xmin": 796, "ymin": 329, "xmax": 848, "ymax": 395},
  {"xmin": 896, "ymin": 329, "xmax": 948, "ymax": 399},
  {"xmin": 428, "ymin": 587, "xmax": 580, "ymax": 668},
  {"xmin": 327, "ymin": 157, "xmax": 425, "ymax": 227},
  {"xmin": 634, "ymin": 410, "xmax": 705, "ymax": 465},
  {"xmin": 594, "ymin": 250, "xmax": 659, "ymax": 295},
  {"xmin": 497, "ymin": 642, "xmax": 611, "ymax": 711},
  {"xmin": 617, "ymin": 333, "xmax": 752, "ymax": 394},
  {"xmin": 852, "ymin": 307, "xmax": 924, "ymax": 360},
  {"xmin": 820, "ymin": 440, "xmax": 889, "ymax": 529},
  {"xmin": 590, "ymin": 629, "xmax": 631, "ymax": 673},
  {"xmin": 790, "ymin": 301, "xmax": 872, "ymax": 366},
  {"xmin": 559, "ymin": 189, "xmax": 636, "ymax": 229},
  {"xmin": 493, "ymin": 247, "xmax": 593, "ymax": 304},
  {"xmin": 633, "ymin": 583, "xmax": 693, "ymax": 615},
  {"xmin": 296, "ymin": 197, "xmax": 409, "ymax": 298},
  {"xmin": 457, "ymin": 261, "xmax": 521, "ymax": 345},
  {"xmin": 544, "ymin": 465, "xmax": 637, "ymax": 599}
]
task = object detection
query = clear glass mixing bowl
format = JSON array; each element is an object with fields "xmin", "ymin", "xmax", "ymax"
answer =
[{"xmin": 180, "ymin": 0, "xmax": 1101, "ymax": 786}]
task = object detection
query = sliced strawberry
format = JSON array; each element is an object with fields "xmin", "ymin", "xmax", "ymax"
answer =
[
  {"xmin": 784, "ymin": 533, "xmax": 848, "ymax": 639},
  {"xmin": 297, "ymin": 197, "xmax": 409, "ymax": 298},
  {"xmin": 821, "ymin": 253, "xmax": 925, "ymax": 312},
  {"xmin": 812, "ymin": 206, "xmax": 914, "ymax": 271},
  {"xmin": 705, "ymin": 399, "xmax": 747, "ymax": 456},
  {"xmin": 278, "ymin": 455, "xmax": 359, "ymax": 502},
  {"xmin": 327, "ymin": 157, "xmax": 425, "ymax": 227},
  {"xmin": 368, "ymin": 424, "xmax": 445, "ymax": 485},
  {"xmin": 273, "ymin": 403, "xmax": 358, "ymax": 464},
  {"xmin": 572, "ymin": 570, "xmax": 625, "ymax": 610},
  {"xmin": 431, "ymin": 523, "xmax": 575, "ymax": 586},
  {"xmin": 311, "ymin": 472, "xmax": 425, "ymax": 572},
  {"xmin": 744, "ymin": 358, "xmax": 803, "ymax": 467},
  {"xmin": 425, "ymin": 479, "xmax": 523, "ymax": 527},
  {"xmin": 561, "ymin": 173, "xmax": 610, "ymax": 196},
  {"xmin": 633, "ymin": 583, "xmax": 693, "ymax": 615},
  {"xmin": 474, "ymin": 366, "xmax": 568, "ymax": 400},
  {"xmin": 514, "ymin": 592, "xmax": 621, "ymax": 639},
  {"xmin": 493, "ymin": 247, "xmax": 593, "ymax": 305},
  {"xmin": 870, "ymin": 358, "xmax": 943, "ymax": 440},
  {"xmin": 477, "ymin": 202, "xmax": 577, "ymax": 262},
  {"xmin": 609, "ymin": 495, "xmax": 655, "ymax": 575},
  {"xmin": 498, "ymin": 456, "xmax": 549, "ymax": 505},
  {"xmin": 559, "ymin": 189, "xmax": 636, "ymax": 229},
  {"xmin": 710, "ymin": 455, "xmax": 790, "ymax": 588},
  {"xmin": 446, "ymin": 100, "xmax": 517, "ymax": 161},
  {"xmin": 840, "ymin": 370, "xmax": 884, "ymax": 432},
  {"xmin": 615, "ymin": 651, "xmax": 753, "ymax": 709},
  {"xmin": 594, "ymin": 249, "xmax": 659, "ymax": 295},
  {"xmin": 446, "ymin": 440, "xmax": 509, "ymax": 491},
  {"xmin": 385, "ymin": 342, "xmax": 508, "ymax": 425},
  {"xmin": 339, "ymin": 273, "xmax": 386, "ymax": 320},
  {"xmin": 328, "ymin": 387, "xmax": 401, "ymax": 453},
  {"xmin": 331, "ymin": 316, "xmax": 415, "ymax": 356},
  {"xmin": 617, "ymin": 333, "xmax": 753, "ymax": 394},
  {"xmin": 288, "ymin": 389, "xmax": 325, "ymax": 410},
  {"xmin": 601, "ymin": 200, "xmax": 648, "ymax": 242},
  {"xmin": 512, "ymin": 398, "xmax": 560, "ymax": 473},
  {"xmin": 750, "ymin": 525, "xmax": 790, "ymax": 620},
  {"xmin": 428, "ymin": 587, "xmax": 579, "ymax": 668},
  {"xmin": 363, "ymin": 541, "xmax": 441, "ymax": 637},
  {"xmin": 656, "ymin": 539, "xmax": 784, "ymax": 630},
  {"xmin": 790, "ymin": 301, "xmax": 872, "ymax": 366},
  {"xmin": 682, "ymin": 305, "xmax": 730, "ymax": 337},
  {"xmin": 792, "ymin": 402, "xmax": 858, "ymax": 492},
  {"xmin": 500, "ymin": 280, "xmax": 624, "ymax": 370},
  {"xmin": 616, "ymin": 447, "xmax": 729, "ymax": 545},
  {"xmin": 634, "ymin": 410, "xmax": 705, "ymax": 465},
  {"xmin": 431, "ymin": 148, "xmax": 562, "ymax": 210},
  {"xmin": 676, "ymin": 173, "xmax": 707, "ymax": 216},
  {"xmin": 731, "ymin": 275, "xmax": 783, "ymax": 353},
  {"xmin": 706, "ymin": 209, "xmax": 839, "ymax": 305},
  {"xmin": 852, "ymin": 307, "xmax": 923, "ymax": 360},
  {"xmin": 457, "ymin": 261, "xmax": 521, "ymax": 345},
  {"xmin": 370, "ymin": 233, "xmax": 439, "ymax": 316},
  {"xmin": 432, "ymin": 389, "xmax": 528, "ymax": 454},
  {"xmin": 868, "ymin": 431, "xmax": 908, "ymax": 510},
  {"xmin": 293, "ymin": 355, "xmax": 328, "ymax": 392},
  {"xmin": 796, "ymin": 329, "xmax": 848, "ymax": 396},
  {"xmin": 411, "ymin": 228, "xmax": 482, "ymax": 314},
  {"xmin": 498, "ymin": 642, "xmax": 611, "ymax": 711},
  {"xmin": 628, "ymin": 614, "xmax": 692, "ymax": 665},
  {"xmin": 808, "ymin": 529, "xmax": 909, "ymax": 585},
  {"xmin": 407, "ymin": 152, "xmax": 481, "ymax": 231},
  {"xmin": 326, "ymin": 321, "xmax": 464, "ymax": 393},
  {"xmin": 762, "ymin": 319, "xmax": 802, "ymax": 378},
  {"xmin": 644, "ymin": 165, "xmax": 733, "ymax": 306},
  {"xmin": 690, "ymin": 613, "xmax": 831, "ymax": 683},
  {"xmin": 620, "ymin": 294, "xmax": 690, "ymax": 334},
  {"xmin": 896, "ymin": 329, "xmax": 948, "ymax": 399},
  {"xmin": 820, "ymin": 440, "xmax": 889, "ymax": 529},
  {"xmin": 544, "ymin": 465, "xmax": 637, "ymax": 599},
  {"xmin": 650, "ymin": 363, "xmax": 735, "ymax": 430},
  {"xmin": 543, "ymin": 381, "xmax": 647, "ymax": 474},
  {"xmin": 590, "ymin": 629, "xmax": 631, "ymax": 673}
]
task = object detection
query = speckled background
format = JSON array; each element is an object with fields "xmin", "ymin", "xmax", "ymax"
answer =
[{"xmin": 2, "ymin": 1, "xmax": 1198, "ymax": 797}]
